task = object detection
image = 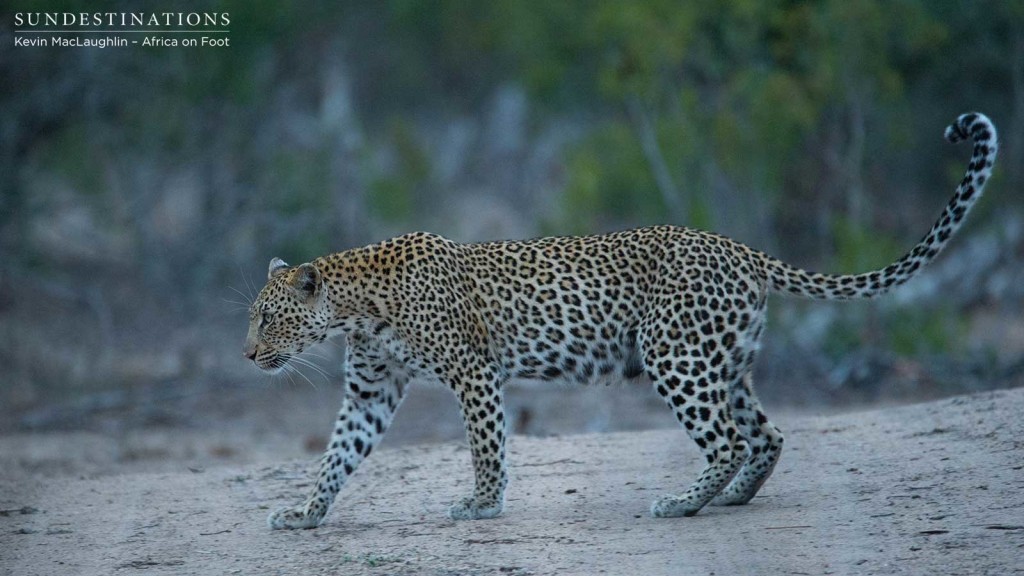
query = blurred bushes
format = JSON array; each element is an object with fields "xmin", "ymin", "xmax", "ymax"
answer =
[{"xmin": 1, "ymin": 0, "xmax": 1022, "ymax": 406}]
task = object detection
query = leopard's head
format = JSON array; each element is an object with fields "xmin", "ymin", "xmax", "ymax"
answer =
[{"xmin": 244, "ymin": 258, "xmax": 331, "ymax": 373}]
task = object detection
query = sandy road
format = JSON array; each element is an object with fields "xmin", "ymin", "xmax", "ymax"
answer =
[{"xmin": 2, "ymin": 388, "xmax": 1023, "ymax": 576}]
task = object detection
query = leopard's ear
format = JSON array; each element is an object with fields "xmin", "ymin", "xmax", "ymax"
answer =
[
  {"xmin": 288, "ymin": 263, "xmax": 322, "ymax": 299},
  {"xmin": 268, "ymin": 258, "xmax": 289, "ymax": 280}
]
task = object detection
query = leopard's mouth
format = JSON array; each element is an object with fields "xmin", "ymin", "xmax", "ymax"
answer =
[{"xmin": 255, "ymin": 353, "xmax": 291, "ymax": 374}]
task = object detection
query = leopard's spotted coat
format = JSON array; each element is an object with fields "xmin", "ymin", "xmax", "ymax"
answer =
[{"xmin": 243, "ymin": 113, "xmax": 997, "ymax": 528}]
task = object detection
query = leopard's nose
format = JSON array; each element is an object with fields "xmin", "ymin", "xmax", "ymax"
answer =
[{"xmin": 243, "ymin": 346, "xmax": 257, "ymax": 361}]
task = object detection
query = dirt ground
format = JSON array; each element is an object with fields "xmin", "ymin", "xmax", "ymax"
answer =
[{"xmin": 2, "ymin": 387, "xmax": 1023, "ymax": 576}]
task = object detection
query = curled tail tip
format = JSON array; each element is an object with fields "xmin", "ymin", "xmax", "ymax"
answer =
[{"xmin": 944, "ymin": 112, "xmax": 996, "ymax": 144}]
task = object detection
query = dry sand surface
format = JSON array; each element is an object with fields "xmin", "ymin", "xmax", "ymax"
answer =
[{"xmin": 2, "ymin": 387, "xmax": 1023, "ymax": 576}]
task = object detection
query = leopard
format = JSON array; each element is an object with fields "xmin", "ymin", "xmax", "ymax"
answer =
[{"xmin": 244, "ymin": 113, "xmax": 997, "ymax": 529}]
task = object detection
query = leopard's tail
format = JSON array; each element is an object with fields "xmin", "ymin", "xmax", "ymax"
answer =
[{"xmin": 758, "ymin": 112, "xmax": 998, "ymax": 300}]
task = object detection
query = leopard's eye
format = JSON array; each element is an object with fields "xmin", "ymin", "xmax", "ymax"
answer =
[{"xmin": 261, "ymin": 312, "xmax": 274, "ymax": 327}]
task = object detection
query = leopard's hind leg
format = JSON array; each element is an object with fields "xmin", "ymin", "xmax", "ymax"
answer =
[
  {"xmin": 640, "ymin": 307, "xmax": 750, "ymax": 517},
  {"xmin": 711, "ymin": 372, "xmax": 784, "ymax": 506}
]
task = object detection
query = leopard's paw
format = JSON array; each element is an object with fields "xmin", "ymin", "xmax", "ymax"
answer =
[
  {"xmin": 710, "ymin": 484, "xmax": 755, "ymax": 506},
  {"xmin": 268, "ymin": 503, "xmax": 323, "ymax": 530},
  {"xmin": 650, "ymin": 494, "xmax": 704, "ymax": 518},
  {"xmin": 447, "ymin": 496, "xmax": 503, "ymax": 520}
]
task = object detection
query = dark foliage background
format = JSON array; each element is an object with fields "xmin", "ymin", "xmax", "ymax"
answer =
[{"xmin": 2, "ymin": 0, "xmax": 1023, "ymax": 436}]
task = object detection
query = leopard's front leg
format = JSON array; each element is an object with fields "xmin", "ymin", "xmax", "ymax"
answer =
[
  {"xmin": 269, "ymin": 333, "xmax": 409, "ymax": 529},
  {"xmin": 447, "ymin": 371, "xmax": 508, "ymax": 520}
]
